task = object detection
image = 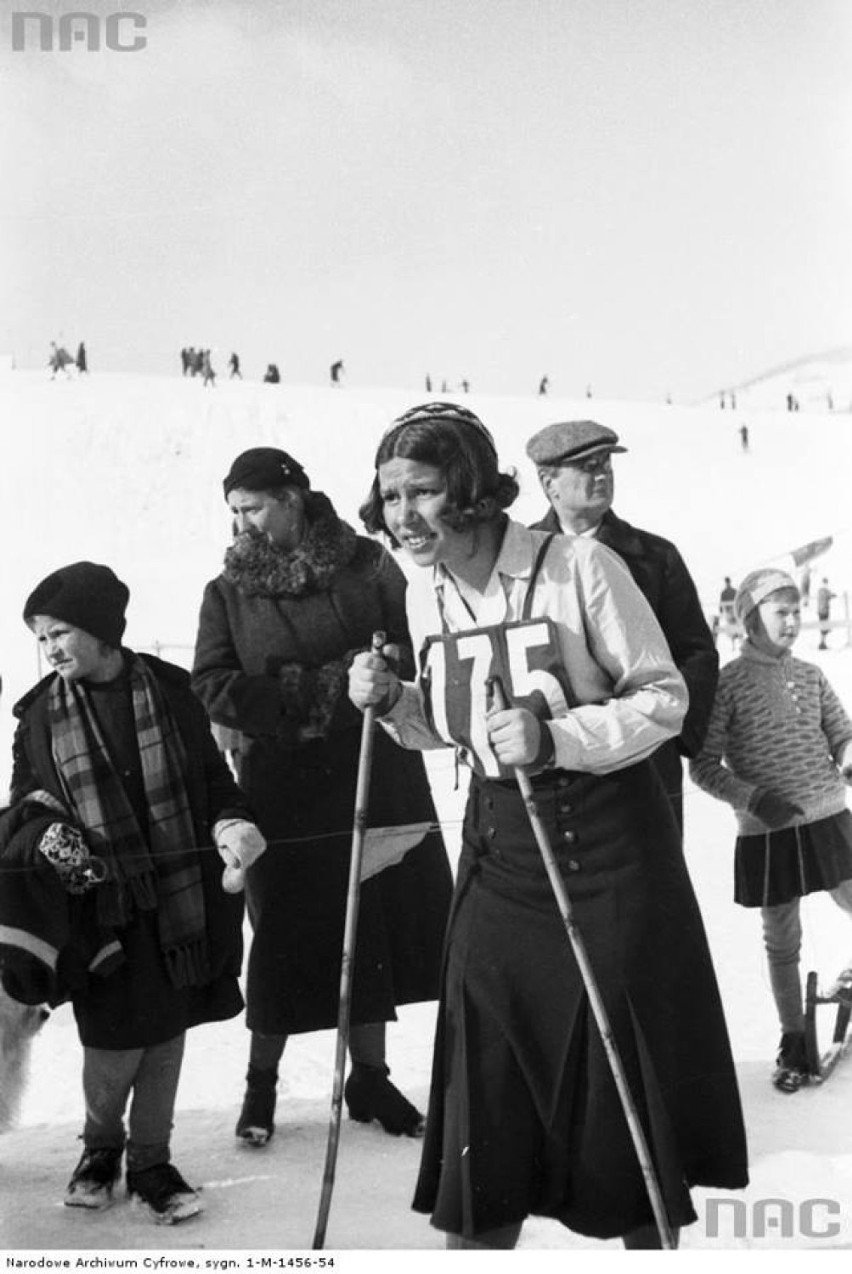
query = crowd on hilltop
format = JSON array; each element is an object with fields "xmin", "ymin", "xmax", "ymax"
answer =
[
  {"xmin": 178, "ymin": 350, "xmax": 346, "ymax": 389},
  {"xmin": 36, "ymin": 339, "xmax": 845, "ymax": 413}
]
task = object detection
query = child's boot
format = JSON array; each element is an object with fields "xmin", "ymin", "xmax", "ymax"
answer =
[{"xmin": 772, "ymin": 1031, "xmax": 810, "ymax": 1093}]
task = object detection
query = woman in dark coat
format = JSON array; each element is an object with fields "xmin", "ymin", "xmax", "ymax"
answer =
[
  {"xmin": 191, "ymin": 447, "xmax": 453, "ymax": 1147},
  {"xmin": 349, "ymin": 402, "xmax": 749, "ymax": 1250},
  {"xmin": 5, "ymin": 561, "xmax": 261, "ymax": 1224}
]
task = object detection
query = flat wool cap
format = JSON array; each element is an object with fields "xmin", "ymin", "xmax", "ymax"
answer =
[
  {"xmin": 526, "ymin": 420, "xmax": 627, "ymax": 466},
  {"xmin": 734, "ymin": 568, "xmax": 799, "ymax": 622}
]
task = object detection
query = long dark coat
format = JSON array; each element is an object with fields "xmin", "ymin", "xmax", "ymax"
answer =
[
  {"xmin": 531, "ymin": 507, "xmax": 718, "ymax": 828},
  {"xmin": 7, "ymin": 655, "xmax": 247, "ymax": 1049},
  {"xmin": 192, "ymin": 535, "xmax": 453, "ymax": 1036}
]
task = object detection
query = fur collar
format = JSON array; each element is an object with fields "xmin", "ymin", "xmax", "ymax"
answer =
[{"xmin": 222, "ymin": 491, "xmax": 359, "ymax": 598}]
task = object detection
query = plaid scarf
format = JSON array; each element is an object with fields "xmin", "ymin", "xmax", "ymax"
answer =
[{"xmin": 48, "ymin": 654, "xmax": 210, "ymax": 989}]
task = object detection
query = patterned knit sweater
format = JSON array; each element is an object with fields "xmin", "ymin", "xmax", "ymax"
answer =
[{"xmin": 689, "ymin": 642, "xmax": 852, "ymax": 835}]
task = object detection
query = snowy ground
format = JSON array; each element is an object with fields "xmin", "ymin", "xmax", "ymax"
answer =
[{"xmin": 1, "ymin": 372, "xmax": 852, "ymax": 1265}]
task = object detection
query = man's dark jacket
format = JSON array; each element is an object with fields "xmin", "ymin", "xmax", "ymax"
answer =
[{"xmin": 531, "ymin": 507, "xmax": 719, "ymax": 830}]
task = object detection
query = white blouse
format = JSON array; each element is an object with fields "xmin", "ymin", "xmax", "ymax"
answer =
[{"xmin": 379, "ymin": 520, "xmax": 688, "ymax": 777}]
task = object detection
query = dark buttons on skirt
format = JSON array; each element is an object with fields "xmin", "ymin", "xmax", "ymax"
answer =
[
  {"xmin": 559, "ymin": 803, "xmax": 572, "ymax": 815},
  {"xmin": 566, "ymin": 859, "xmax": 581, "ymax": 873},
  {"xmin": 562, "ymin": 830, "xmax": 577, "ymax": 845}
]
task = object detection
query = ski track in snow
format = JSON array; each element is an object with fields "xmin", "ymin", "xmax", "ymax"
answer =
[{"xmin": 2, "ymin": 372, "xmax": 852, "ymax": 1260}]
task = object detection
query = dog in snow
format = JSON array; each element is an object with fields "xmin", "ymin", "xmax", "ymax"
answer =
[{"xmin": 0, "ymin": 983, "xmax": 49, "ymax": 1132}]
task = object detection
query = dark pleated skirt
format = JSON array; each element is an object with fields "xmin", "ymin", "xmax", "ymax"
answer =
[
  {"xmin": 734, "ymin": 809, "xmax": 852, "ymax": 908},
  {"xmin": 413, "ymin": 761, "xmax": 748, "ymax": 1241}
]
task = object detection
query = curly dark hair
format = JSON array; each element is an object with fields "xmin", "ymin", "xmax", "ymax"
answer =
[{"xmin": 359, "ymin": 403, "xmax": 519, "ymax": 539}]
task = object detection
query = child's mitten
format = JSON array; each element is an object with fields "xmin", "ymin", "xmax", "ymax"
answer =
[
  {"xmin": 213, "ymin": 819, "xmax": 267, "ymax": 893},
  {"xmin": 37, "ymin": 822, "xmax": 107, "ymax": 894},
  {"xmin": 750, "ymin": 790, "xmax": 804, "ymax": 830}
]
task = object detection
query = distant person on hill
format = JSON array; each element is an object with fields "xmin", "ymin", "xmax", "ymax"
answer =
[
  {"xmin": 817, "ymin": 578, "xmax": 836, "ymax": 650},
  {"xmin": 718, "ymin": 576, "xmax": 740, "ymax": 650},
  {"xmin": 49, "ymin": 342, "xmax": 73, "ymax": 380},
  {"xmin": 201, "ymin": 350, "xmax": 216, "ymax": 389},
  {"xmin": 181, "ymin": 348, "xmax": 191, "ymax": 376},
  {"xmin": 228, "ymin": 352, "xmax": 242, "ymax": 380},
  {"xmin": 460, "ymin": 379, "xmax": 470, "ymax": 393},
  {"xmin": 76, "ymin": 342, "xmax": 88, "ymax": 375},
  {"xmin": 690, "ymin": 568, "xmax": 852, "ymax": 1093},
  {"xmin": 526, "ymin": 420, "xmax": 719, "ymax": 834},
  {"xmin": 262, "ymin": 364, "xmax": 280, "ymax": 384},
  {"xmin": 538, "ymin": 375, "xmax": 549, "ymax": 396},
  {"xmin": 425, "ymin": 373, "xmax": 432, "ymax": 392},
  {"xmin": 330, "ymin": 359, "xmax": 344, "ymax": 387},
  {"xmin": 739, "ymin": 423, "xmax": 749, "ymax": 452}
]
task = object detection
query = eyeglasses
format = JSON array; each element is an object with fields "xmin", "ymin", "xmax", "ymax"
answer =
[{"xmin": 563, "ymin": 453, "xmax": 613, "ymax": 476}]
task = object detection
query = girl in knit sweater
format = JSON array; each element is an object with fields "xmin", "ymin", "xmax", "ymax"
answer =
[{"xmin": 690, "ymin": 567, "xmax": 852, "ymax": 1092}]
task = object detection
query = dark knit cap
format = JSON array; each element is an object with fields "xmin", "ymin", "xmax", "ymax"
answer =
[
  {"xmin": 23, "ymin": 562, "xmax": 129, "ymax": 648},
  {"xmin": 526, "ymin": 420, "xmax": 627, "ymax": 466},
  {"xmin": 222, "ymin": 447, "xmax": 310, "ymax": 498}
]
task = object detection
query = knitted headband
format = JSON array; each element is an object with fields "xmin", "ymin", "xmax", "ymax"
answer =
[
  {"xmin": 734, "ymin": 568, "xmax": 800, "ymax": 622},
  {"xmin": 385, "ymin": 401, "xmax": 498, "ymax": 457}
]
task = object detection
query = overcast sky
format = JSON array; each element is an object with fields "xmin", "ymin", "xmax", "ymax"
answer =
[{"xmin": 2, "ymin": 0, "xmax": 850, "ymax": 400}]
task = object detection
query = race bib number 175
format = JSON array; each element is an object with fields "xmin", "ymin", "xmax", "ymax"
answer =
[{"xmin": 420, "ymin": 619, "xmax": 575, "ymax": 778}]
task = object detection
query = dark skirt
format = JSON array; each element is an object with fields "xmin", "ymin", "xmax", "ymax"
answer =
[
  {"xmin": 734, "ymin": 810, "xmax": 852, "ymax": 908},
  {"xmin": 242, "ymin": 727, "xmax": 453, "ymax": 1036},
  {"xmin": 412, "ymin": 761, "xmax": 748, "ymax": 1241}
]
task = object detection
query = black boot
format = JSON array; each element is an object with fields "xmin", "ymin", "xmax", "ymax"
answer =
[
  {"xmin": 235, "ymin": 1065, "xmax": 277, "ymax": 1147},
  {"xmin": 344, "ymin": 1063, "xmax": 425, "ymax": 1137},
  {"xmin": 772, "ymin": 1031, "xmax": 809, "ymax": 1093}
]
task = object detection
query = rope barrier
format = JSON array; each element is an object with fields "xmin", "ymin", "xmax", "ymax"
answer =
[
  {"xmin": 0, "ymin": 819, "xmax": 456, "ymax": 876},
  {"xmin": 0, "ymin": 777, "xmax": 764, "ymax": 876}
]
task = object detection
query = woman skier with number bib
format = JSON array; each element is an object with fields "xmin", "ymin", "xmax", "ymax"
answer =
[{"xmin": 349, "ymin": 402, "xmax": 748, "ymax": 1250}]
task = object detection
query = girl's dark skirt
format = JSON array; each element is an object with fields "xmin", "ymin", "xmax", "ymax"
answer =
[
  {"xmin": 412, "ymin": 760, "xmax": 748, "ymax": 1241},
  {"xmin": 734, "ymin": 810, "xmax": 852, "ymax": 908}
]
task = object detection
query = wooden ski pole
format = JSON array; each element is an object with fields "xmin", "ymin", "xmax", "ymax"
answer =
[
  {"xmin": 486, "ymin": 676, "xmax": 675, "ymax": 1250},
  {"xmin": 313, "ymin": 631, "xmax": 387, "ymax": 1250}
]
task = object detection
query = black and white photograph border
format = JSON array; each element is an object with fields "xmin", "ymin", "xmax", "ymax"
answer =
[{"xmin": 1, "ymin": 1, "xmax": 852, "ymax": 1267}]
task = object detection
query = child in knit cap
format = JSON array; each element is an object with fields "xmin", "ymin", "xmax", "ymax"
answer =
[
  {"xmin": 5, "ymin": 561, "xmax": 266, "ymax": 1222},
  {"xmin": 690, "ymin": 567, "xmax": 852, "ymax": 1092}
]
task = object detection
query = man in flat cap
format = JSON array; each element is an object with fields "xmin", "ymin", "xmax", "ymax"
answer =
[{"xmin": 526, "ymin": 420, "xmax": 718, "ymax": 835}]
